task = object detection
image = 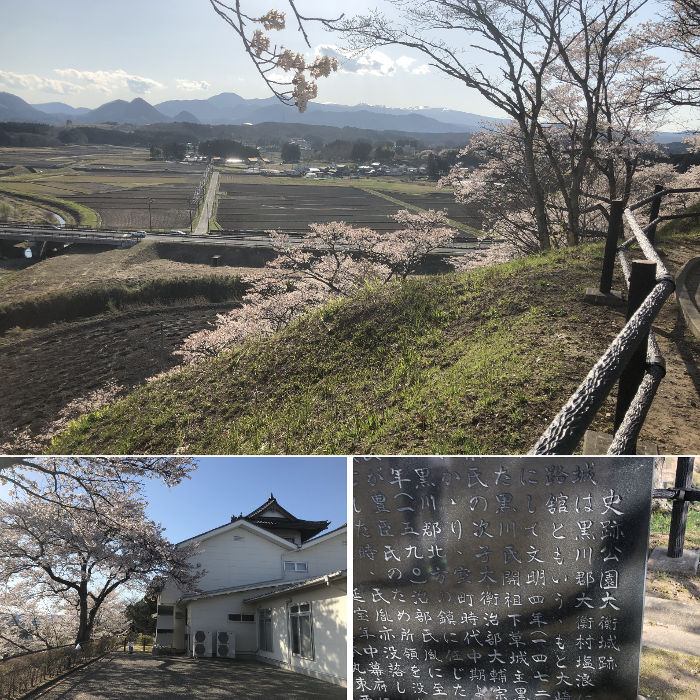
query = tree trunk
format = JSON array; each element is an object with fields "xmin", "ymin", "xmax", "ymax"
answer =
[
  {"xmin": 518, "ymin": 117, "xmax": 551, "ymax": 250},
  {"xmin": 75, "ymin": 576, "xmax": 91, "ymax": 644}
]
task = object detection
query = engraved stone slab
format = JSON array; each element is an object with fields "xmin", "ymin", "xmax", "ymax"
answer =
[{"xmin": 353, "ymin": 457, "xmax": 654, "ymax": 700}]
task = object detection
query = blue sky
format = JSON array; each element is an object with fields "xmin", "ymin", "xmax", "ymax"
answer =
[
  {"xmin": 3, "ymin": 0, "xmax": 692, "ymax": 128},
  {"xmin": 139, "ymin": 457, "xmax": 348, "ymax": 543}
]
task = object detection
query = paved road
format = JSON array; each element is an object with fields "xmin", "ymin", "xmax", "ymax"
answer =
[
  {"xmin": 32, "ymin": 652, "xmax": 346, "ymax": 700},
  {"xmin": 195, "ymin": 170, "xmax": 220, "ymax": 235}
]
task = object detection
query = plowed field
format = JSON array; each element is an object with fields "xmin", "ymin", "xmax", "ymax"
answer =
[
  {"xmin": 73, "ymin": 181, "xmax": 199, "ymax": 230},
  {"xmin": 0, "ymin": 303, "xmax": 234, "ymax": 441},
  {"xmin": 216, "ymin": 182, "xmax": 407, "ymax": 231}
]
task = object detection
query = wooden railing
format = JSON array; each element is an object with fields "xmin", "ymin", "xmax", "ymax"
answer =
[{"xmin": 532, "ymin": 186, "xmax": 700, "ymax": 455}]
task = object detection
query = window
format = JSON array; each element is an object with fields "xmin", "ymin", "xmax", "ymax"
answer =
[
  {"xmin": 228, "ymin": 613, "xmax": 255, "ymax": 622},
  {"xmin": 157, "ymin": 628, "xmax": 174, "ymax": 634},
  {"xmin": 289, "ymin": 603, "xmax": 313, "ymax": 659},
  {"xmin": 259, "ymin": 608, "xmax": 273, "ymax": 652},
  {"xmin": 284, "ymin": 561, "xmax": 308, "ymax": 572},
  {"xmin": 157, "ymin": 605, "xmax": 174, "ymax": 615}
]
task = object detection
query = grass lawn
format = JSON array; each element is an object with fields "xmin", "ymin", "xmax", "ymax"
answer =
[
  {"xmin": 640, "ymin": 647, "xmax": 700, "ymax": 699},
  {"xmin": 46, "ymin": 242, "xmax": 627, "ymax": 454}
]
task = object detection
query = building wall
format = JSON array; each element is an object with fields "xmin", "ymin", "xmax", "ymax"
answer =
[
  {"xmin": 159, "ymin": 526, "xmax": 293, "ymax": 606},
  {"xmin": 255, "ymin": 581, "xmax": 347, "ymax": 687},
  {"xmin": 187, "ymin": 592, "xmax": 260, "ymax": 655},
  {"xmin": 291, "ymin": 533, "xmax": 347, "ymax": 577}
]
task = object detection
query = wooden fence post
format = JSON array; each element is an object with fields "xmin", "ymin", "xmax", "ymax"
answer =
[
  {"xmin": 613, "ymin": 260, "xmax": 658, "ymax": 444},
  {"xmin": 647, "ymin": 184, "xmax": 664, "ymax": 244},
  {"xmin": 667, "ymin": 456, "xmax": 695, "ymax": 558},
  {"xmin": 600, "ymin": 200, "xmax": 624, "ymax": 294}
]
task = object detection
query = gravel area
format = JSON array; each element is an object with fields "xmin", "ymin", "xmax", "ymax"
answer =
[{"xmin": 33, "ymin": 651, "xmax": 346, "ymax": 699}]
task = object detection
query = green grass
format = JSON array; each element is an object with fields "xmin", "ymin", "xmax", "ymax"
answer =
[
  {"xmin": 354, "ymin": 185, "xmax": 480, "ymax": 236},
  {"xmin": 219, "ymin": 172, "xmax": 445, "ymax": 196},
  {"xmin": 650, "ymin": 508, "xmax": 700, "ymax": 550},
  {"xmin": 49, "ymin": 242, "xmax": 625, "ymax": 454},
  {"xmin": 639, "ymin": 647, "xmax": 700, "ymax": 699},
  {"xmin": 0, "ymin": 185, "xmax": 101, "ymax": 227},
  {"xmin": 0, "ymin": 274, "xmax": 246, "ymax": 332}
]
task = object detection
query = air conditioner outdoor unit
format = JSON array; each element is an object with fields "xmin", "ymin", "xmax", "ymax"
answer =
[
  {"xmin": 215, "ymin": 631, "xmax": 236, "ymax": 658},
  {"xmin": 192, "ymin": 630, "xmax": 212, "ymax": 658}
]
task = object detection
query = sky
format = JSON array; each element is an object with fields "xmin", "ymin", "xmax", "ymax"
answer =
[
  {"xmin": 139, "ymin": 456, "xmax": 348, "ymax": 543},
  {"xmin": 2, "ymin": 0, "xmax": 692, "ymax": 129}
]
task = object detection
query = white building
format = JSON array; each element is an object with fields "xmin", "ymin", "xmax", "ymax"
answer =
[{"xmin": 155, "ymin": 495, "xmax": 347, "ymax": 687}]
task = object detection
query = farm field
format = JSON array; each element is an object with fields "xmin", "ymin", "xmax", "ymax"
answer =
[
  {"xmin": 0, "ymin": 145, "xmax": 156, "ymax": 169},
  {"xmin": 216, "ymin": 173, "xmax": 481, "ymax": 234},
  {"xmin": 0, "ymin": 146, "xmax": 207, "ymax": 229},
  {"xmin": 72, "ymin": 180, "xmax": 201, "ymax": 230},
  {"xmin": 216, "ymin": 181, "xmax": 408, "ymax": 231},
  {"xmin": 0, "ymin": 303, "xmax": 236, "ymax": 445}
]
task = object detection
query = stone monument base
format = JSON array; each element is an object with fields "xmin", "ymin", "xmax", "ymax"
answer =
[{"xmin": 647, "ymin": 546, "xmax": 700, "ymax": 575}]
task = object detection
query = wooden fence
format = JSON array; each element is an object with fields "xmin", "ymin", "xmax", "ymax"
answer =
[{"xmin": 532, "ymin": 185, "xmax": 700, "ymax": 455}]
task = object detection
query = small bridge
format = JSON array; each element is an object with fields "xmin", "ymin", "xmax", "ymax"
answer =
[
  {"xmin": 0, "ymin": 224, "xmax": 138, "ymax": 249},
  {"xmin": 0, "ymin": 224, "xmax": 498, "ymax": 257}
]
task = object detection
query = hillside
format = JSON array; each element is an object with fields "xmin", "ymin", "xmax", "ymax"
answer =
[{"xmin": 47, "ymin": 228, "xmax": 700, "ymax": 456}]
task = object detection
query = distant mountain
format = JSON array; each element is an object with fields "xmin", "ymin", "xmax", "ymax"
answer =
[
  {"xmin": 173, "ymin": 110, "xmax": 200, "ymax": 124},
  {"xmin": 654, "ymin": 130, "xmax": 694, "ymax": 145},
  {"xmin": 154, "ymin": 92, "xmax": 487, "ymax": 132},
  {"xmin": 0, "ymin": 92, "xmax": 56, "ymax": 123},
  {"xmin": 32, "ymin": 101, "xmax": 90, "ymax": 116},
  {"xmin": 1, "ymin": 91, "xmax": 692, "ymax": 143},
  {"xmin": 79, "ymin": 97, "xmax": 170, "ymax": 126}
]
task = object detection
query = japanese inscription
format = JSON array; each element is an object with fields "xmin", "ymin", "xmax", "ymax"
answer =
[{"xmin": 353, "ymin": 457, "xmax": 654, "ymax": 700}]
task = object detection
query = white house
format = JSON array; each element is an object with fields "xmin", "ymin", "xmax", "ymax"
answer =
[{"xmin": 155, "ymin": 494, "xmax": 347, "ymax": 687}]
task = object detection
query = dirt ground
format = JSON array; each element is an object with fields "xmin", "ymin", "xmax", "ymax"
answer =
[
  {"xmin": 0, "ymin": 303, "xmax": 234, "ymax": 444},
  {"xmin": 636, "ymin": 239, "xmax": 700, "ymax": 453}
]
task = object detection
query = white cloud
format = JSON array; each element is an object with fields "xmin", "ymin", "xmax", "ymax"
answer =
[
  {"xmin": 411, "ymin": 64, "xmax": 431, "ymax": 75},
  {"xmin": 52, "ymin": 68, "xmax": 164, "ymax": 94},
  {"xmin": 176, "ymin": 79, "xmax": 211, "ymax": 91},
  {"xmin": 314, "ymin": 45, "xmax": 430, "ymax": 78},
  {"xmin": 0, "ymin": 70, "xmax": 80, "ymax": 95},
  {"xmin": 396, "ymin": 56, "xmax": 415, "ymax": 70}
]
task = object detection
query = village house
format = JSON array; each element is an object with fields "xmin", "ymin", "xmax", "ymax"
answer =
[{"xmin": 155, "ymin": 494, "xmax": 347, "ymax": 687}]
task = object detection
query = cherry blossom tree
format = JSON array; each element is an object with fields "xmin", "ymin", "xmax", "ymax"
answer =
[
  {"xmin": 211, "ymin": 2, "xmax": 696, "ymax": 250},
  {"xmin": 178, "ymin": 210, "xmax": 457, "ymax": 364},
  {"xmin": 0, "ymin": 584, "xmax": 129, "ymax": 654},
  {"xmin": 0, "ymin": 457, "xmax": 196, "ymax": 514},
  {"xmin": 642, "ymin": 0, "xmax": 700, "ymax": 107},
  {"xmin": 0, "ymin": 474, "xmax": 201, "ymax": 646},
  {"xmin": 445, "ymin": 123, "xmax": 698, "ymax": 252},
  {"xmin": 212, "ymin": 2, "xmax": 673, "ymax": 249},
  {"xmin": 208, "ymin": 1, "xmax": 339, "ymax": 111}
]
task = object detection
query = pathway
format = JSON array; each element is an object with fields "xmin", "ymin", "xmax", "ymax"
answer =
[
  {"xmin": 31, "ymin": 652, "xmax": 346, "ymax": 700},
  {"xmin": 194, "ymin": 171, "xmax": 219, "ymax": 235},
  {"xmin": 643, "ymin": 594, "xmax": 700, "ymax": 657}
]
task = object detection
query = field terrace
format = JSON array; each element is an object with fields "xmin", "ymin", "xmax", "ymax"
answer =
[{"xmin": 216, "ymin": 180, "xmax": 476, "ymax": 233}]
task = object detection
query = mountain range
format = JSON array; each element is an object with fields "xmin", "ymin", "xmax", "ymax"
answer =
[
  {"xmin": 0, "ymin": 91, "xmax": 690, "ymax": 144},
  {"xmin": 0, "ymin": 90, "xmax": 500, "ymax": 134}
]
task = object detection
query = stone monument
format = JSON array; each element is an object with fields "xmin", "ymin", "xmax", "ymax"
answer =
[{"xmin": 353, "ymin": 457, "xmax": 655, "ymax": 700}]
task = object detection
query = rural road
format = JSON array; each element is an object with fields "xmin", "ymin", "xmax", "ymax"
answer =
[{"xmin": 194, "ymin": 170, "xmax": 219, "ymax": 235}]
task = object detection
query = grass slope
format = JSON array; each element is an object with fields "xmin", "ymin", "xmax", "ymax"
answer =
[
  {"xmin": 50, "ymin": 243, "xmax": 627, "ymax": 455},
  {"xmin": 0, "ymin": 185, "xmax": 100, "ymax": 227}
]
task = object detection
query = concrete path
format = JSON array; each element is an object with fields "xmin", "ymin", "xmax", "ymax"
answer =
[
  {"xmin": 643, "ymin": 594, "xmax": 700, "ymax": 657},
  {"xmin": 31, "ymin": 652, "xmax": 345, "ymax": 700},
  {"xmin": 194, "ymin": 170, "xmax": 219, "ymax": 235}
]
